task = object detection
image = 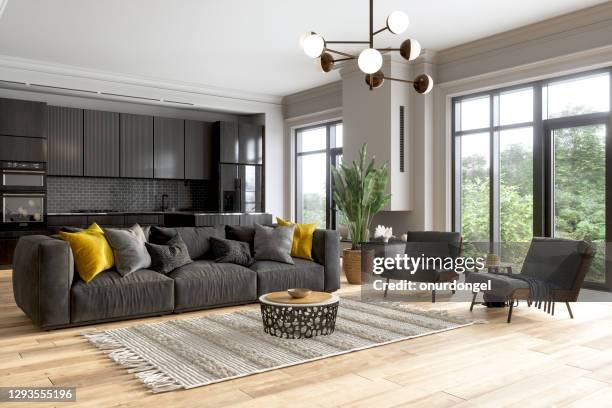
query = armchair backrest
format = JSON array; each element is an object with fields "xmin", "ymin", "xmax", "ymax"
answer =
[
  {"xmin": 520, "ymin": 237, "xmax": 595, "ymax": 291},
  {"xmin": 404, "ymin": 231, "xmax": 462, "ymax": 260}
]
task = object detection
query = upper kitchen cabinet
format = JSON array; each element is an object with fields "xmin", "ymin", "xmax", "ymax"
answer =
[
  {"xmin": 154, "ymin": 117, "xmax": 184, "ymax": 179},
  {"xmin": 238, "ymin": 123, "xmax": 263, "ymax": 164},
  {"xmin": 47, "ymin": 106, "xmax": 83, "ymax": 176},
  {"xmin": 84, "ymin": 110, "xmax": 120, "ymax": 177},
  {"xmin": 120, "ymin": 113, "xmax": 153, "ymax": 178},
  {"xmin": 214, "ymin": 121, "xmax": 263, "ymax": 164},
  {"xmin": 185, "ymin": 120, "xmax": 214, "ymax": 180},
  {"xmin": 0, "ymin": 98, "xmax": 47, "ymax": 138},
  {"xmin": 217, "ymin": 121, "xmax": 239, "ymax": 163}
]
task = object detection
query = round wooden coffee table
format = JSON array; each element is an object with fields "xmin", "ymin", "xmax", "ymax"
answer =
[{"xmin": 259, "ymin": 291, "xmax": 340, "ymax": 339}]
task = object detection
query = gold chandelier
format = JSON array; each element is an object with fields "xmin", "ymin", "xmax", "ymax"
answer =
[{"xmin": 300, "ymin": 0, "xmax": 433, "ymax": 94}]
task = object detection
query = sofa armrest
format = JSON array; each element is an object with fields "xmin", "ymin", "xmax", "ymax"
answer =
[
  {"xmin": 311, "ymin": 229, "xmax": 340, "ymax": 292},
  {"xmin": 12, "ymin": 235, "xmax": 74, "ymax": 329}
]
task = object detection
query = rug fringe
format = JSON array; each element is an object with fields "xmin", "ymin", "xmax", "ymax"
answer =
[{"xmin": 82, "ymin": 331, "xmax": 182, "ymax": 393}]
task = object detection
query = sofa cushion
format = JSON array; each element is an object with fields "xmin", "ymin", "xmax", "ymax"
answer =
[
  {"xmin": 59, "ymin": 223, "xmax": 115, "ymax": 283},
  {"xmin": 253, "ymin": 224, "xmax": 295, "ymax": 264},
  {"xmin": 148, "ymin": 225, "xmax": 177, "ymax": 244},
  {"xmin": 145, "ymin": 234, "xmax": 192, "ymax": 274},
  {"xmin": 250, "ymin": 258, "xmax": 325, "ymax": 296},
  {"xmin": 168, "ymin": 260, "xmax": 257, "ymax": 311},
  {"xmin": 209, "ymin": 237, "xmax": 255, "ymax": 266},
  {"xmin": 175, "ymin": 226, "xmax": 225, "ymax": 260},
  {"xmin": 70, "ymin": 269, "xmax": 174, "ymax": 323},
  {"xmin": 225, "ymin": 225, "xmax": 255, "ymax": 254},
  {"xmin": 104, "ymin": 224, "xmax": 151, "ymax": 276}
]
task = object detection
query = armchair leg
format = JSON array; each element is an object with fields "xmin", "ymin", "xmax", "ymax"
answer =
[
  {"xmin": 552, "ymin": 301, "xmax": 555, "ymax": 316},
  {"xmin": 383, "ymin": 278, "xmax": 389, "ymax": 298},
  {"xmin": 566, "ymin": 302, "xmax": 574, "ymax": 319},
  {"xmin": 469, "ymin": 291, "xmax": 478, "ymax": 311},
  {"xmin": 432, "ymin": 290, "xmax": 436, "ymax": 303},
  {"xmin": 507, "ymin": 301, "xmax": 514, "ymax": 323}
]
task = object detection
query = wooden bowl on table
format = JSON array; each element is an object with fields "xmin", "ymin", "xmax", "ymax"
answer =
[{"xmin": 287, "ymin": 288, "xmax": 312, "ymax": 299}]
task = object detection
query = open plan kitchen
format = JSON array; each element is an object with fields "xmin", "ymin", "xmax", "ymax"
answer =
[{"xmin": 0, "ymin": 96, "xmax": 271, "ymax": 267}]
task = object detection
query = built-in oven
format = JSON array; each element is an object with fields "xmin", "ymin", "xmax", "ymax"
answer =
[
  {"xmin": 0, "ymin": 161, "xmax": 47, "ymax": 229},
  {"xmin": 1, "ymin": 161, "xmax": 46, "ymax": 192},
  {"xmin": 1, "ymin": 193, "xmax": 45, "ymax": 226}
]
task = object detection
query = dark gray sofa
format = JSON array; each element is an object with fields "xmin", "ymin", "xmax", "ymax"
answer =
[{"xmin": 12, "ymin": 226, "xmax": 340, "ymax": 329}]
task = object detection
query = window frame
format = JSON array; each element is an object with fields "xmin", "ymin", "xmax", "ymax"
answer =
[
  {"xmin": 452, "ymin": 67, "xmax": 612, "ymax": 291},
  {"xmin": 295, "ymin": 120, "xmax": 343, "ymax": 229}
]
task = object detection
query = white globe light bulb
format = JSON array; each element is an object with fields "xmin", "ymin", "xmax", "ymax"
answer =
[
  {"xmin": 299, "ymin": 32, "xmax": 310, "ymax": 49},
  {"xmin": 387, "ymin": 11, "xmax": 409, "ymax": 35},
  {"xmin": 358, "ymin": 48, "xmax": 383, "ymax": 74},
  {"xmin": 302, "ymin": 33, "xmax": 325, "ymax": 58}
]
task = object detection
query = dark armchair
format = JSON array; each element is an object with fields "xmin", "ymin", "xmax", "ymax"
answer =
[
  {"xmin": 467, "ymin": 237, "xmax": 595, "ymax": 323},
  {"xmin": 381, "ymin": 231, "xmax": 462, "ymax": 302}
]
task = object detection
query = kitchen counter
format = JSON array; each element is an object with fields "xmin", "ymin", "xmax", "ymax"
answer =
[{"xmin": 46, "ymin": 211, "xmax": 273, "ymax": 229}]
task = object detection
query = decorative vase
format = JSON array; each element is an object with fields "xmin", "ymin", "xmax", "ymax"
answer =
[{"xmin": 343, "ymin": 248, "xmax": 362, "ymax": 284}]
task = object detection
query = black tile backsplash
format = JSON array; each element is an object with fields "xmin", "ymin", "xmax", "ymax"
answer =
[{"xmin": 47, "ymin": 177, "xmax": 216, "ymax": 213}]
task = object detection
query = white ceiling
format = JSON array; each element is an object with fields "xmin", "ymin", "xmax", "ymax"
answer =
[{"xmin": 0, "ymin": 0, "xmax": 607, "ymax": 97}]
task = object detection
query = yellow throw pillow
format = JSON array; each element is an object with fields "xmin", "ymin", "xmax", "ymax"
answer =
[
  {"xmin": 276, "ymin": 218, "xmax": 316, "ymax": 260},
  {"xmin": 59, "ymin": 223, "xmax": 114, "ymax": 283}
]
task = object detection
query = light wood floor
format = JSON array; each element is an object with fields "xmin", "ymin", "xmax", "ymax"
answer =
[{"xmin": 2, "ymin": 269, "xmax": 612, "ymax": 408}]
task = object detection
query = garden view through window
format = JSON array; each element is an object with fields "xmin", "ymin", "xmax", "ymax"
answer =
[
  {"xmin": 295, "ymin": 122, "xmax": 343, "ymax": 229},
  {"xmin": 454, "ymin": 69, "xmax": 611, "ymax": 289}
]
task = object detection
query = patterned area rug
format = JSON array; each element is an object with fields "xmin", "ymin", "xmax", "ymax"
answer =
[{"xmin": 83, "ymin": 298, "xmax": 475, "ymax": 393}]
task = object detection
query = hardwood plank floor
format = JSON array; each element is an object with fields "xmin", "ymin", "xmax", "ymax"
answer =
[{"xmin": 1, "ymin": 269, "xmax": 612, "ymax": 407}]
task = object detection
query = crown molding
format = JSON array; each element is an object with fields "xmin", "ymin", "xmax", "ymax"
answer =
[
  {"xmin": 282, "ymin": 80, "xmax": 342, "ymax": 106},
  {"xmin": 437, "ymin": 1, "xmax": 612, "ymax": 65},
  {"xmin": 0, "ymin": 55, "xmax": 283, "ymax": 109}
]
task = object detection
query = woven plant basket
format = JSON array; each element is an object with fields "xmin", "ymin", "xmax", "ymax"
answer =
[{"xmin": 343, "ymin": 249, "xmax": 362, "ymax": 284}]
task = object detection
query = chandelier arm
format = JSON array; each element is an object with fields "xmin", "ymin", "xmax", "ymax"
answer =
[
  {"xmin": 383, "ymin": 76, "xmax": 415, "ymax": 84},
  {"xmin": 373, "ymin": 27, "xmax": 388, "ymax": 36},
  {"xmin": 334, "ymin": 57, "xmax": 356, "ymax": 62},
  {"xmin": 326, "ymin": 41, "xmax": 370, "ymax": 44},
  {"xmin": 325, "ymin": 48, "xmax": 357, "ymax": 58}
]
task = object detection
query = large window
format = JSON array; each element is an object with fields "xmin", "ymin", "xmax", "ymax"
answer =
[
  {"xmin": 453, "ymin": 68, "xmax": 612, "ymax": 290},
  {"xmin": 295, "ymin": 121, "xmax": 342, "ymax": 229}
]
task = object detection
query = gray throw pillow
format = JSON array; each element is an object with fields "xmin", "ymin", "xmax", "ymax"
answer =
[
  {"xmin": 225, "ymin": 225, "xmax": 256, "ymax": 255},
  {"xmin": 145, "ymin": 234, "xmax": 192, "ymax": 274},
  {"xmin": 209, "ymin": 237, "xmax": 255, "ymax": 267},
  {"xmin": 253, "ymin": 223, "xmax": 295, "ymax": 264},
  {"xmin": 104, "ymin": 224, "xmax": 151, "ymax": 276}
]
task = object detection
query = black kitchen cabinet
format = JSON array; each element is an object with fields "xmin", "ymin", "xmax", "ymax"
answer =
[
  {"xmin": 0, "ymin": 135, "xmax": 46, "ymax": 162},
  {"xmin": 185, "ymin": 120, "xmax": 213, "ymax": 180},
  {"xmin": 154, "ymin": 117, "xmax": 184, "ymax": 179},
  {"xmin": 84, "ymin": 110, "xmax": 120, "ymax": 177},
  {"xmin": 121, "ymin": 113, "xmax": 153, "ymax": 178},
  {"xmin": 47, "ymin": 106, "xmax": 83, "ymax": 176},
  {"xmin": 238, "ymin": 123, "xmax": 263, "ymax": 164},
  {"xmin": 215, "ymin": 121, "xmax": 263, "ymax": 165},
  {"xmin": 0, "ymin": 98, "xmax": 47, "ymax": 138},
  {"xmin": 217, "ymin": 121, "xmax": 239, "ymax": 163}
]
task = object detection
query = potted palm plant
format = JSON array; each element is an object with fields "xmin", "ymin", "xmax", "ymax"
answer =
[{"xmin": 332, "ymin": 144, "xmax": 391, "ymax": 284}]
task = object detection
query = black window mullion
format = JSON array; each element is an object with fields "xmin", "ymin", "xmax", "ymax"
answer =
[
  {"xmin": 490, "ymin": 94, "xmax": 500, "ymax": 252},
  {"xmin": 606, "ymin": 66, "xmax": 612, "ymax": 289},
  {"xmin": 533, "ymin": 83, "xmax": 546, "ymax": 237},
  {"xmin": 325, "ymin": 124, "xmax": 332, "ymax": 230}
]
